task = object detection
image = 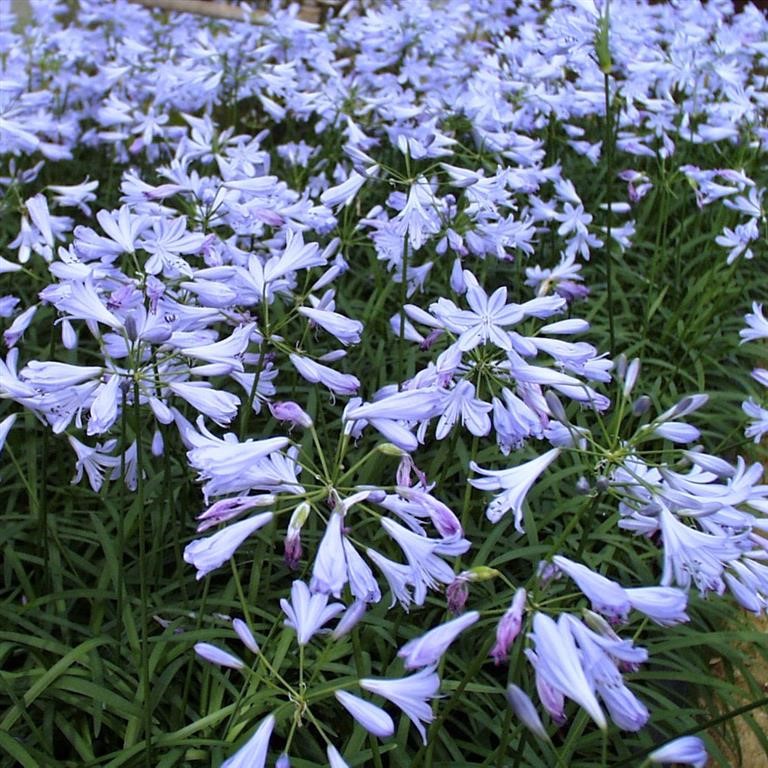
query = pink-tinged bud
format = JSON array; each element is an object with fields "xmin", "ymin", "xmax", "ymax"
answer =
[
  {"xmin": 446, "ymin": 578, "xmax": 469, "ymax": 614},
  {"xmin": 285, "ymin": 502, "xmax": 310, "ymax": 570},
  {"xmin": 490, "ymin": 587, "xmax": 527, "ymax": 665},
  {"xmin": 284, "ymin": 533, "xmax": 302, "ymax": 570},
  {"xmin": 396, "ymin": 454, "xmax": 427, "ymax": 488},
  {"xmin": 269, "ymin": 400, "xmax": 313, "ymax": 429}
]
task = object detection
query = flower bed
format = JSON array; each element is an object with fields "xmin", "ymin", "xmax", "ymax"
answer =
[{"xmin": 1, "ymin": 1, "xmax": 767, "ymax": 766}]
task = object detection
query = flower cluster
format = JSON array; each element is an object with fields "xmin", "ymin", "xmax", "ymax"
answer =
[{"xmin": 2, "ymin": 0, "xmax": 767, "ymax": 765}]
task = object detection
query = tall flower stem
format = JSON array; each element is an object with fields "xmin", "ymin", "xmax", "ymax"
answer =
[
  {"xmin": 603, "ymin": 71, "xmax": 615, "ymax": 355},
  {"xmin": 133, "ymin": 378, "xmax": 152, "ymax": 767}
]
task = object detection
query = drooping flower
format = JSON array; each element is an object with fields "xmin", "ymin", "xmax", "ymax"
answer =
[
  {"xmin": 360, "ymin": 666, "xmax": 440, "ymax": 744},
  {"xmin": 397, "ymin": 611, "xmax": 480, "ymax": 669},
  {"xmin": 183, "ymin": 511, "xmax": 274, "ymax": 580},
  {"xmin": 310, "ymin": 511, "xmax": 348, "ymax": 597},
  {"xmin": 470, "ymin": 448, "xmax": 561, "ymax": 529},
  {"xmin": 525, "ymin": 612, "xmax": 607, "ymax": 730}
]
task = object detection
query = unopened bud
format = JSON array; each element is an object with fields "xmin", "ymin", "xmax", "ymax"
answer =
[
  {"xmin": 446, "ymin": 579, "xmax": 469, "ymax": 614},
  {"xmin": 233, "ymin": 618, "xmax": 260, "ymax": 654},
  {"xmin": 466, "ymin": 566, "xmax": 500, "ymax": 582},
  {"xmin": 575, "ymin": 476, "xmax": 591, "ymax": 495},
  {"xmin": 124, "ymin": 312, "xmax": 138, "ymax": 341},
  {"xmin": 544, "ymin": 390, "xmax": 568, "ymax": 423},
  {"xmin": 269, "ymin": 400, "xmax": 313, "ymax": 429},
  {"xmin": 622, "ymin": 358, "xmax": 640, "ymax": 398},
  {"xmin": 376, "ymin": 442, "xmax": 407, "ymax": 457},
  {"xmin": 595, "ymin": 476, "xmax": 610, "ymax": 493},
  {"xmin": 631, "ymin": 395, "xmax": 652, "ymax": 416}
]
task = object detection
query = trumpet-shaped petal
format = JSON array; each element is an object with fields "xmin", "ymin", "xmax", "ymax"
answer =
[
  {"xmin": 525, "ymin": 612, "xmax": 606, "ymax": 730},
  {"xmin": 310, "ymin": 512, "xmax": 347, "ymax": 598},
  {"xmin": 398, "ymin": 611, "xmax": 479, "ymax": 669},
  {"xmin": 470, "ymin": 448, "xmax": 561, "ymax": 529},
  {"xmin": 184, "ymin": 511, "xmax": 274, "ymax": 580},
  {"xmin": 360, "ymin": 666, "xmax": 440, "ymax": 744},
  {"xmin": 221, "ymin": 714, "xmax": 275, "ymax": 768}
]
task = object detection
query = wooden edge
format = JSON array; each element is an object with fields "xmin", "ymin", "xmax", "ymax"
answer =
[{"xmin": 126, "ymin": 0, "xmax": 324, "ymax": 24}]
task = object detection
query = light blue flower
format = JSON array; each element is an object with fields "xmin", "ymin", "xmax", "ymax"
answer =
[
  {"xmin": 221, "ymin": 714, "xmax": 275, "ymax": 768},
  {"xmin": 398, "ymin": 611, "xmax": 479, "ymax": 669},
  {"xmin": 648, "ymin": 736, "xmax": 707, "ymax": 767},
  {"xmin": 280, "ymin": 580, "xmax": 344, "ymax": 646}
]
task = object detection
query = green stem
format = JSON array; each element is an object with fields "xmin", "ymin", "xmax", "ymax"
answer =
[
  {"xmin": 397, "ymin": 235, "xmax": 410, "ymax": 391},
  {"xmin": 133, "ymin": 378, "xmax": 152, "ymax": 767},
  {"xmin": 239, "ymin": 345, "xmax": 267, "ymax": 440},
  {"xmin": 603, "ymin": 71, "xmax": 615, "ymax": 355}
]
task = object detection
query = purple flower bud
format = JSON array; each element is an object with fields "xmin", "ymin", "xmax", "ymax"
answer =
[
  {"xmin": 446, "ymin": 578, "xmax": 469, "ymax": 614},
  {"xmin": 284, "ymin": 533, "xmax": 302, "ymax": 571},
  {"xmin": 490, "ymin": 587, "xmax": 527, "ymax": 664},
  {"xmin": 269, "ymin": 400, "xmax": 313, "ymax": 429},
  {"xmin": 632, "ymin": 395, "xmax": 652, "ymax": 416}
]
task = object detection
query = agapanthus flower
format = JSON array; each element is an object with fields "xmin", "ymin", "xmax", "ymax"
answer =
[
  {"xmin": 525, "ymin": 612, "xmax": 606, "ymax": 730},
  {"xmin": 221, "ymin": 714, "xmax": 275, "ymax": 768},
  {"xmin": 470, "ymin": 448, "xmax": 561, "ymax": 529},
  {"xmin": 398, "ymin": 610, "xmax": 480, "ymax": 669},
  {"xmin": 184, "ymin": 511, "xmax": 274, "ymax": 580},
  {"xmin": 360, "ymin": 666, "xmax": 440, "ymax": 744},
  {"xmin": 194, "ymin": 642, "xmax": 245, "ymax": 670},
  {"xmin": 506, "ymin": 684, "xmax": 550, "ymax": 742},
  {"xmin": 280, "ymin": 580, "xmax": 344, "ymax": 645}
]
